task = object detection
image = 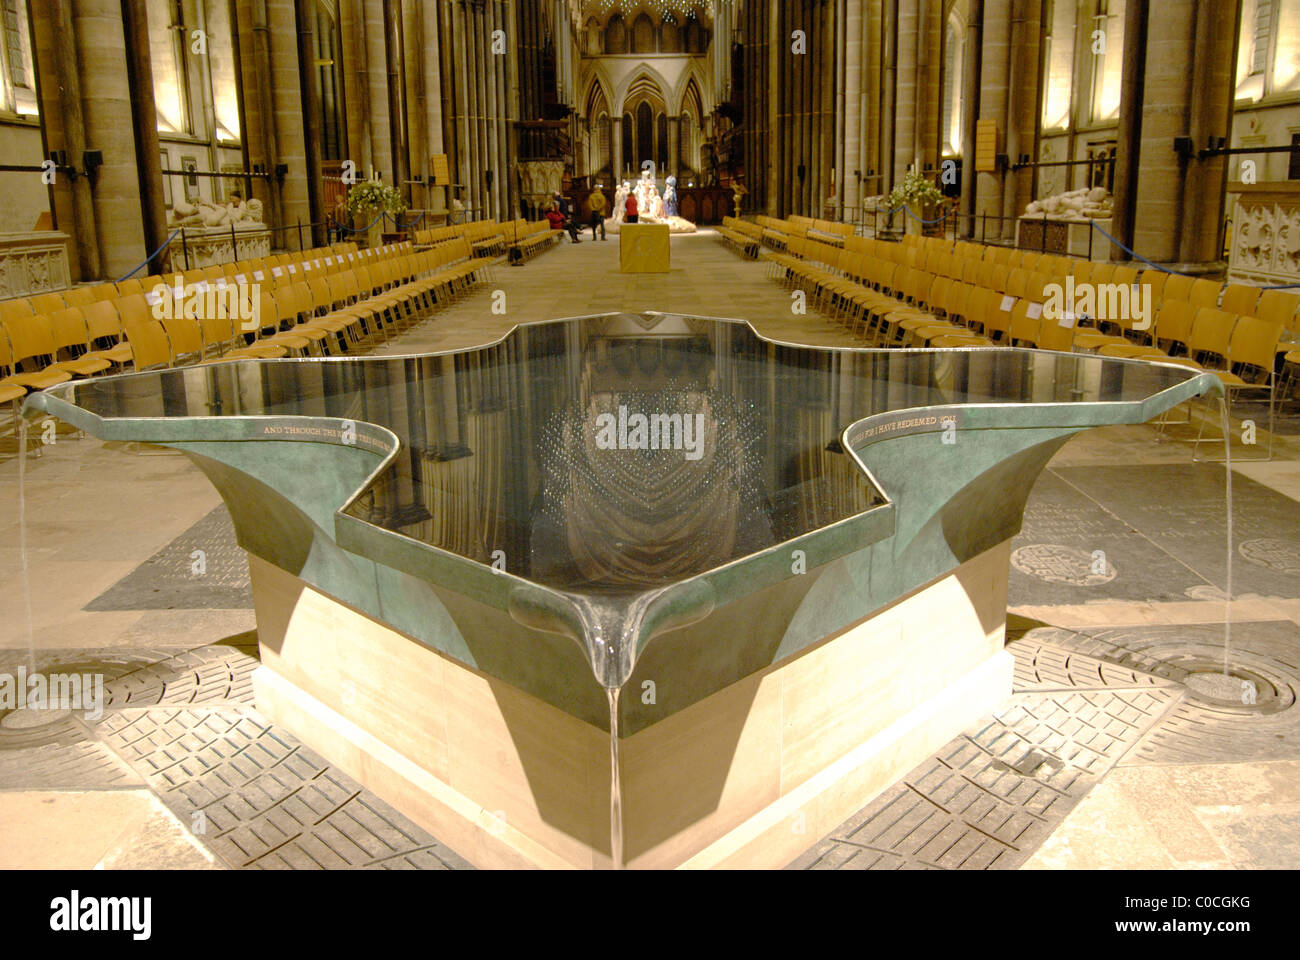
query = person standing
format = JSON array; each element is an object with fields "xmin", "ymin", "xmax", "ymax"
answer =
[
  {"xmin": 624, "ymin": 191, "xmax": 639, "ymax": 224},
  {"xmin": 588, "ymin": 189, "xmax": 607, "ymax": 241}
]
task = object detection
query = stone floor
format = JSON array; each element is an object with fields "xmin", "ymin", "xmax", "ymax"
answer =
[{"xmin": 3, "ymin": 229, "xmax": 1299, "ymax": 869}]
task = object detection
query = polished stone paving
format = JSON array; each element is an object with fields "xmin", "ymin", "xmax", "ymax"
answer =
[{"xmin": 3, "ymin": 231, "xmax": 1300, "ymax": 869}]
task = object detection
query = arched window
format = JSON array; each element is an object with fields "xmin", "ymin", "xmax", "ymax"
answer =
[
  {"xmin": 684, "ymin": 17, "xmax": 701, "ymax": 53},
  {"xmin": 942, "ymin": 13, "xmax": 965, "ymax": 154},
  {"xmin": 0, "ymin": 0, "xmax": 35, "ymax": 115},
  {"xmin": 1041, "ymin": 0, "xmax": 1075, "ymax": 129},
  {"xmin": 680, "ymin": 112, "xmax": 694, "ymax": 172},
  {"xmin": 1089, "ymin": 0, "xmax": 1124, "ymax": 123},
  {"xmin": 657, "ymin": 112, "xmax": 668, "ymax": 169},
  {"xmin": 596, "ymin": 112, "xmax": 610, "ymax": 173},
  {"xmin": 584, "ymin": 17, "xmax": 602, "ymax": 55},
  {"xmin": 632, "ymin": 13, "xmax": 655, "ymax": 53},
  {"xmin": 606, "ymin": 15, "xmax": 627, "ymax": 54},
  {"xmin": 661, "ymin": 15, "xmax": 681, "ymax": 53},
  {"xmin": 636, "ymin": 101, "xmax": 653, "ymax": 167},
  {"xmin": 622, "ymin": 112, "xmax": 634, "ymax": 172}
]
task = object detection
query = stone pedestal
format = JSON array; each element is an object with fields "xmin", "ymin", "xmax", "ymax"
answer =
[
  {"xmin": 1016, "ymin": 217, "xmax": 1110, "ymax": 260},
  {"xmin": 248, "ymin": 541, "xmax": 1013, "ymax": 870},
  {"xmin": 162, "ymin": 226, "xmax": 271, "ymax": 272},
  {"xmin": 619, "ymin": 223, "xmax": 670, "ymax": 274},
  {"xmin": 1226, "ymin": 181, "xmax": 1300, "ymax": 285},
  {"xmin": 0, "ymin": 231, "xmax": 72, "ymax": 298}
]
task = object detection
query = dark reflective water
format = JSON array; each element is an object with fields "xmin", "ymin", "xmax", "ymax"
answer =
[{"xmin": 47, "ymin": 314, "xmax": 1200, "ymax": 593}]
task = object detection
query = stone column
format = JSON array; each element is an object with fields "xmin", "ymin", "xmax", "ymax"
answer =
[
  {"xmin": 419, "ymin": 0, "xmax": 446, "ymax": 214},
  {"xmin": 295, "ymin": 0, "xmax": 327, "ymax": 247},
  {"xmin": 861, "ymin": 0, "xmax": 882, "ymax": 204},
  {"xmin": 67, "ymin": 0, "xmax": 147, "ymax": 278},
  {"xmin": 975, "ymin": 0, "xmax": 1011, "ymax": 240},
  {"xmin": 842, "ymin": 0, "xmax": 862, "ymax": 216},
  {"xmin": 1001, "ymin": 0, "xmax": 1041, "ymax": 233},
  {"xmin": 364, "ymin": 0, "xmax": 392, "ymax": 184},
  {"xmin": 38, "ymin": 0, "xmax": 99, "ymax": 280},
  {"xmin": 766, "ymin": 0, "xmax": 780, "ymax": 215},
  {"xmin": 668, "ymin": 116, "xmax": 680, "ymax": 176},
  {"xmin": 1128, "ymin": 0, "xmax": 1238, "ymax": 266},
  {"xmin": 504, "ymin": 0, "xmax": 521, "ymax": 218},
  {"xmin": 959, "ymin": 0, "xmax": 983, "ymax": 237},
  {"xmin": 266, "ymin": 0, "xmax": 311, "ymax": 244},
  {"xmin": 1111, "ymin": 0, "xmax": 1147, "ymax": 258},
  {"xmin": 383, "ymin": 0, "xmax": 409, "ymax": 198},
  {"xmin": 879, "ymin": 0, "xmax": 896, "ymax": 195},
  {"xmin": 892, "ymin": 0, "xmax": 917, "ymax": 184},
  {"xmin": 238, "ymin": 0, "xmax": 281, "ymax": 225},
  {"xmin": 120, "ymin": 0, "xmax": 167, "ymax": 270}
]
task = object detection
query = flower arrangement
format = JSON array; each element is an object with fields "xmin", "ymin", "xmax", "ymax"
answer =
[
  {"xmin": 886, "ymin": 168, "xmax": 946, "ymax": 213},
  {"xmin": 346, "ymin": 179, "xmax": 406, "ymax": 220}
]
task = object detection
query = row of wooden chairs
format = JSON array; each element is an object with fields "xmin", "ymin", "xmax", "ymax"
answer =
[
  {"xmin": 0, "ymin": 240, "xmax": 489, "ymax": 407},
  {"xmin": 716, "ymin": 217, "xmax": 761, "ymax": 259}
]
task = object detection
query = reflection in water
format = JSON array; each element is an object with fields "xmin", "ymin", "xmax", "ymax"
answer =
[{"xmin": 51, "ymin": 315, "xmax": 1198, "ymax": 602}]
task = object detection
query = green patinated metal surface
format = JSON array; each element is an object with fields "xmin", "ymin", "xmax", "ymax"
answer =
[{"xmin": 23, "ymin": 313, "xmax": 1220, "ymax": 735}]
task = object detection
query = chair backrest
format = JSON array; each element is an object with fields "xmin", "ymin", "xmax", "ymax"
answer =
[
  {"xmin": 160, "ymin": 315, "xmax": 205, "ymax": 359},
  {"xmin": 1186, "ymin": 307, "xmax": 1234, "ymax": 365},
  {"xmin": 308, "ymin": 276, "xmax": 334, "ymax": 311},
  {"xmin": 1256, "ymin": 289, "xmax": 1300, "ymax": 330},
  {"xmin": 1189, "ymin": 277, "xmax": 1222, "ymax": 309},
  {"xmin": 1009, "ymin": 300, "xmax": 1038, "ymax": 344},
  {"xmin": 115, "ymin": 278, "xmax": 145, "ymax": 298},
  {"xmin": 0, "ymin": 297, "xmax": 35, "ymax": 325},
  {"xmin": 1153, "ymin": 298, "xmax": 1196, "ymax": 349},
  {"xmin": 124, "ymin": 320, "xmax": 172, "ymax": 369},
  {"xmin": 196, "ymin": 300, "xmax": 238, "ymax": 354},
  {"xmin": 1161, "ymin": 273, "xmax": 1196, "ymax": 303},
  {"xmin": 3, "ymin": 316, "xmax": 56, "ymax": 366},
  {"xmin": 1004, "ymin": 268, "xmax": 1029, "ymax": 299},
  {"xmin": 944, "ymin": 281, "xmax": 971, "ymax": 321},
  {"xmin": 1138, "ymin": 269, "xmax": 1168, "ymax": 302},
  {"xmin": 1089, "ymin": 263, "xmax": 1116, "ymax": 287},
  {"xmin": 1228, "ymin": 315, "xmax": 1283, "ymax": 374},
  {"xmin": 62, "ymin": 287, "xmax": 96, "ymax": 308},
  {"xmin": 31, "ymin": 292, "xmax": 66, "ymax": 315},
  {"xmin": 984, "ymin": 289, "xmax": 1016, "ymax": 338},
  {"xmin": 1219, "ymin": 284, "xmax": 1260, "ymax": 317},
  {"xmin": 116, "ymin": 293, "xmax": 155, "ymax": 329},
  {"xmin": 49, "ymin": 307, "xmax": 91, "ymax": 354},
  {"xmin": 1111, "ymin": 265, "xmax": 1139, "ymax": 289},
  {"xmin": 926, "ymin": 274, "xmax": 951, "ymax": 309},
  {"xmin": 83, "ymin": 300, "xmax": 123, "ymax": 341}
]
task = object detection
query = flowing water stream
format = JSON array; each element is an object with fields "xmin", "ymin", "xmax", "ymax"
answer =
[
  {"xmin": 17, "ymin": 418, "xmax": 36, "ymax": 676},
  {"xmin": 1219, "ymin": 398, "xmax": 1235, "ymax": 677},
  {"xmin": 607, "ymin": 685, "xmax": 624, "ymax": 869}
]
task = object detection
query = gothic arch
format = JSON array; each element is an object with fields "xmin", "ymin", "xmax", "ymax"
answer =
[{"xmin": 617, "ymin": 65, "xmax": 669, "ymax": 115}]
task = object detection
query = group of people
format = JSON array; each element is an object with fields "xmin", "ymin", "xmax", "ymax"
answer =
[
  {"xmin": 544, "ymin": 172, "xmax": 693, "ymax": 244},
  {"xmin": 545, "ymin": 188, "xmax": 635, "ymax": 243}
]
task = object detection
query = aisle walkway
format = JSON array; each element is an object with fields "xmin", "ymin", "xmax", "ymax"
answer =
[{"xmin": 372, "ymin": 229, "xmax": 865, "ymax": 354}]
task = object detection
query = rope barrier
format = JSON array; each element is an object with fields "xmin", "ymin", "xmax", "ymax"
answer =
[
  {"xmin": 1085, "ymin": 219, "xmax": 1196, "ymax": 276},
  {"xmin": 115, "ymin": 228, "xmax": 182, "ymax": 283},
  {"xmin": 333, "ymin": 211, "xmax": 388, "ymax": 235},
  {"xmin": 882, "ymin": 204, "xmax": 951, "ymax": 226}
]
